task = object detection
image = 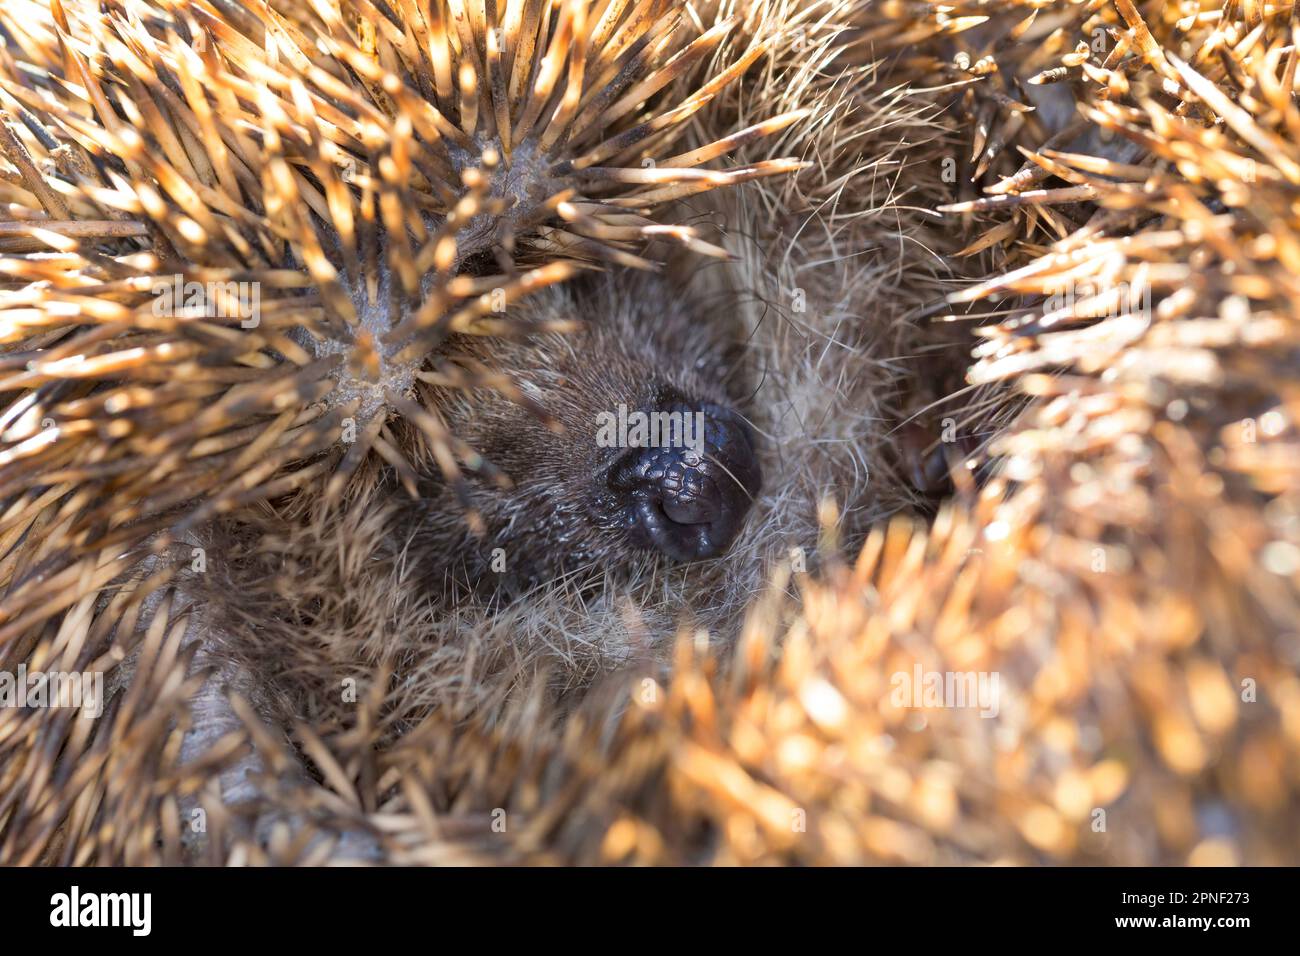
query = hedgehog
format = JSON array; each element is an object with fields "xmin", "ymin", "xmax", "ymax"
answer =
[
  {"xmin": 0, "ymin": 0, "xmax": 837, "ymax": 860},
  {"xmin": 3, "ymin": 0, "xmax": 1299, "ymax": 868}
]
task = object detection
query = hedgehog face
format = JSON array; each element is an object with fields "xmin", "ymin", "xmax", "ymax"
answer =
[{"xmin": 408, "ymin": 270, "xmax": 761, "ymax": 591}]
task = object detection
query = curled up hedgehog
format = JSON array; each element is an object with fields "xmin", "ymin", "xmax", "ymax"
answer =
[
  {"xmin": 2, "ymin": 0, "xmax": 1300, "ymax": 866},
  {"xmin": 0, "ymin": 0, "xmax": 821, "ymax": 859}
]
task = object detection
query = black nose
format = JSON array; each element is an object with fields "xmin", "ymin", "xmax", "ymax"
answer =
[{"xmin": 607, "ymin": 399, "xmax": 761, "ymax": 561}]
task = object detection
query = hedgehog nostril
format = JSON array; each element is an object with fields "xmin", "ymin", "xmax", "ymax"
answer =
[
  {"xmin": 606, "ymin": 401, "xmax": 761, "ymax": 562},
  {"xmin": 662, "ymin": 492, "xmax": 717, "ymax": 526}
]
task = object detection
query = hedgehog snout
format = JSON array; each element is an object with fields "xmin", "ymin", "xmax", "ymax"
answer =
[{"xmin": 606, "ymin": 399, "xmax": 761, "ymax": 562}]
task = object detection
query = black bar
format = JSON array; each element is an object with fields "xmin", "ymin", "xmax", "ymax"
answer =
[{"xmin": 0, "ymin": 866, "xmax": 1279, "ymax": 942}]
